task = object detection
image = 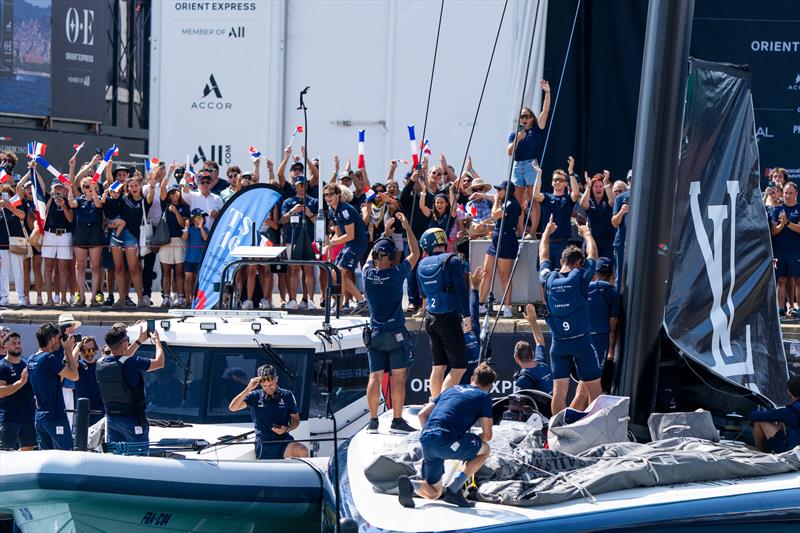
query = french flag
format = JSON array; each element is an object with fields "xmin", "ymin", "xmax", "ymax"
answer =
[
  {"xmin": 184, "ymin": 155, "xmax": 197, "ymax": 185},
  {"xmin": 0, "ymin": 169, "xmax": 10, "ymax": 184},
  {"xmin": 34, "ymin": 155, "xmax": 71, "ymax": 186},
  {"xmin": 357, "ymin": 129, "xmax": 366, "ymax": 169},
  {"xmin": 26, "ymin": 141, "xmax": 46, "ymax": 158},
  {"xmin": 364, "ymin": 186, "xmax": 376, "ymax": 202},
  {"xmin": 8, "ymin": 194, "xmax": 22, "ymax": 207},
  {"xmin": 92, "ymin": 144, "xmax": 118, "ymax": 183},
  {"xmin": 408, "ymin": 125, "xmax": 419, "ymax": 168},
  {"xmin": 395, "ymin": 159, "xmax": 409, "ymax": 165},
  {"xmin": 420, "ymin": 139, "xmax": 431, "ymax": 156},
  {"xmin": 470, "ymin": 203, "xmax": 478, "ymax": 217},
  {"xmin": 73, "ymin": 141, "xmax": 85, "ymax": 157},
  {"xmin": 144, "ymin": 157, "xmax": 160, "ymax": 175},
  {"xmin": 29, "ymin": 166, "xmax": 47, "ymax": 232},
  {"xmin": 248, "ymin": 146, "xmax": 261, "ymax": 161},
  {"xmin": 109, "ymin": 180, "xmax": 125, "ymax": 193}
]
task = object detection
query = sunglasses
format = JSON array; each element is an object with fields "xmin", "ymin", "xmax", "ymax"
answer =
[
  {"xmin": 520, "ymin": 114, "xmax": 533, "ymax": 119},
  {"xmin": 259, "ymin": 376, "xmax": 274, "ymax": 383},
  {"xmin": 82, "ymin": 347, "xmax": 98, "ymax": 354},
  {"xmin": 82, "ymin": 185, "xmax": 92, "ymax": 189},
  {"xmin": 199, "ymin": 180, "xmax": 212, "ymax": 185},
  {"xmin": 323, "ymin": 192, "xmax": 336, "ymax": 197},
  {"xmin": 553, "ymin": 178, "xmax": 566, "ymax": 183},
  {"xmin": 431, "ymin": 171, "xmax": 442, "ymax": 176}
]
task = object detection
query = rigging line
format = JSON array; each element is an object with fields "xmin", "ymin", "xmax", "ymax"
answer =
[
  {"xmin": 486, "ymin": 0, "xmax": 582, "ymax": 353},
  {"xmin": 409, "ymin": 0, "xmax": 445, "ymax": 232},
  {"xmin": 479, "ymin": 0, "xmax": 541, "ymax": 361}
]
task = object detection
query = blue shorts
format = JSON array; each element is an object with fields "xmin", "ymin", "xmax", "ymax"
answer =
[
  {"xmin": 512, "ymin": 159, "xmax": 537, "ymax": 187},
  {"xmin": 184, "ymin": 261, "xmax": 200, "ymax": 274},
  {"xmin": 110, "ymin": 228, "xmax": 139, "ymax": 248},
  {"xmin": 487, "ymin": 235, "xmax": 518, "ymax": 260},
  {"xmin": 774, "ymin": 252, "xmax": 800, "ymax": 279},
  {"xmin": 106, "ymin": 415, "xmax": 149, "ymax": 452},
  {"xmin": 256, "ymin": 435, "xmax": 293, "ymax": 460},
  {"xmin": 336, "ymin": 245, "xmax": 366, "ymax": 272},
  {"xmin": 420, "ymin": 430, "xmax": 483, "ymax": 485},
  {"xmin": 35, "ymin": 417, "xmax": 74, "ymax": 450},
  {"xmin": 0, "ymin": 422, "xmax": 37, "ymax": 449},
  {"xmin": 550, "ymin": 334, "xmax": 602, "ymax": 381},
  {"xmin": 591, "ymin": 333, "xmax": 610, "ymax": 361},
  {"xmin": 368, "ymin": 329, "xmax": 411, "ymax": 372}
]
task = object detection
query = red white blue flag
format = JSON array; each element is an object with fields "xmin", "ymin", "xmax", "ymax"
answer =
[
  {"xmin": 29, "ymin": 166, "xmax": 46, "ymax": 232},
  {"xmin": 407, "ymin": 125, "xmax": 419, "ymax": 168},
  {"xmin": 248, "ymin": 146, "xmax": 261, "ymax": 161},
  {"xmin": 357, "ymin": 129, "xmax": 366, "ymax": 169},
  {"xmin": 8, "ymin": 194, "xmax": 22, "ymax": 207},
  {"xmin": 34, "ymin": 155, "xmax": 71, "ymax": 186},
  {"xmin": 72, "ymin": 141, "xmax": 85, "ymax": 158},
  {"xmin": 92, "ymin": 145, "xmax": 118, "ymax": 183}
]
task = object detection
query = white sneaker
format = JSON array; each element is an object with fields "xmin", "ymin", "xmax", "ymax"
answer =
[
  {"xmin": 298, "ymin": 299, "xmax": 308, "ymax": 310},
  {"xmin": 175, "ymin": 296, "xmax": 186, "ymax": 307},
  {"xmin": 286, "ymin": 300, "xmax": 298, "ymax": 310},
  {"xmin": 259, "ymin": 298, "xmax": 271, "ymax": 310},
  {"xmin": 242, "ymin": 299, "xmax": 254, "ymax": 310},
  {"xmin": 66, "ymin": 293, "xmax": 73, "ymax": 305},
  {"xmin": 52, "ymin": 294, "xmax": 61, "ymax": 305},
  {"xmin": 0, "ymin": 296, "xmax": 8, "ymax": 306},
  {"xmin": 18, "ymin": 297, "xmax": 28, "ymax": 306},
  {"xmin": 162, "ymin": 296, "xmax": 171, "ymax": 308},
  {"xmin": 502, "ymin": 305, "xmax": 513, "ymax": 318},
  {"xmin": 479, "ymin": 304, "xmax": 487, "ymax": 315},
  {"xmin": 306, "ymin": 300, "xmax": 318, "ymax": 310},
  {"xmin": 142, "ymin": 295, "xmax": 152, "ymax": 307}
]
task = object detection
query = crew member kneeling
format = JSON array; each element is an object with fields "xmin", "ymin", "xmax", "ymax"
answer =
[
  {"xmin": 229, "ymin": 364, "xmax": 308, "ymax": 459},
  {"xmin": 397, "ymin": 363, "xmax": 496, "ymax": 508},
  {"xmin": 97, "ymin": 323, "xmax": 164, "ymax": 451}
]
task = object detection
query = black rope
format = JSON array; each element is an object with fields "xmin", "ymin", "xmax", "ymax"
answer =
[
  {"xmin": 485, "ymin": 0, "xmax": 582, "ymax": 351},
  {"xmin": 479, "ymin": 0, "xmax": 542, "ymax": 362}
]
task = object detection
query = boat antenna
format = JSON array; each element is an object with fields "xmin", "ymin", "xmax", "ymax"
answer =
[{"xmin": 479, "ymin": 0, "xmax": 545, "ymax": 361}]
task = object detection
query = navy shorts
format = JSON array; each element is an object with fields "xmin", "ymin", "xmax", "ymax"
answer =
[
  {"xmin": 487, "ymin": 235, "xmax": 518, "ymax": 260},
  {"xmin": 336, "ymin": 245, "xmax": 365, "ymax": 272},
  {"xmin": 35, "ymin": 417, "xmax": 74, "ymax": 450},
  {"xmin": 775, "ymin": 252, "xmax": 800, "ymax": 278},
  {"xmin": 368, "ymin": 329, "xmax": 411, "ymax": 373},
  {"xmin": 420, "ymin": 430, "xmax": 483, "ymax": 485},
  {"xmin": 184, "ymin": 261, "xmax": 200, "ymax": 274},
  {"xmin": 106, "ymin": 415, "xmax": 150, "ymax": 452},
  {"xmin": 591, "ymin": 333, "xmax": 610, "ymax": 361},
  {"xmin": 550, "ymin": 334, "xmax": 602, "ymax": 381},
  {"xmin": 0, "ymin": 422, "xmax": 37, "ymax": 449},
  {"xmin": 256, "ymin": 436, "xmax": 293, "ymax": 460}
]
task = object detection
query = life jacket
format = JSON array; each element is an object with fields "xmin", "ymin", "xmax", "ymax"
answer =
[
  {"xmin": 418, "ymin": 253, "xmax": 459, "ymax": 315},
  {"xmin": 544, "ymin": 268, "xmax": 591, "ymax": 339},
  {"xmin": 96, "ymin": 356, "xmax": 146, "ymax": 417}
]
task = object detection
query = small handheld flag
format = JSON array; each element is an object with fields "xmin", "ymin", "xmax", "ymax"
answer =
[
  {"xmin": 34, "ymin": 155, "xmax": 70, "ymax": 186},
  {"xmin": 289, "ymin": 124, "xmax": 303, "ymax": 146},
  {"xmin": 0, "ymin": 169, "xmax": 10, "ymax": 184},
  {"xmin": 8, "ymin": 194, "xmax": 22, "ymax": 207},
  {"xmin": 364, "ymin": 187, "xmax": 376, "ymax": 202},
  {"xmin": 109, "ymin": 181, "xmax": 125, "ymax": 193},
  {"xmin": 395, "ymin": 159, "xmax": 409, "ymax": 165},
  {"xmin": 72, "ymin": 141, "xmax": 85, "ymax": 158},
  {"xmin": 420, "ymin": 139, "xmax": 431, "ymax": 156},
  {"xmin": 144, "ymin": 157, "xmax": 160, "ymax": 175},
  {"xmin": 26, "ymin": 141, "xmax": 47, "ymax": 158},
  {"xmin": 91, "ymin": 144, "xmax": 118, "ymax": 183},
  {"xmin": 248, "ymin": 146, "xmax": 261, "ymax": 161},
  {"xmin": 407, "ymin": 125, "xmax": 419, "ymax": 168},
  {"xmin": 357, "ymin": 129, "xmax": 366, "ymax": 169}
]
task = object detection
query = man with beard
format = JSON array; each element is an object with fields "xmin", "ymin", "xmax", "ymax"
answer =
[{"xmin": 0, "ymin": 332, "xmax": 36, "ymax": 450}]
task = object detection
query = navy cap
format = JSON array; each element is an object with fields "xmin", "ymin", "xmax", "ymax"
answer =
[
  {"xmin": 50, "ymin": 178, "xmax": 65, "ymax": 189},
  {"xmin": 372, "ymin": 238, "xmax": 396, "ymax": 257},
  {"xmin": 294, "ymin": 174, "xmax": 307, "ymax": 184},
  {"xmin": 494, "ymin": 180, "xmax": 509, "ymax": 190},
  {"xmin": 167, "ymin": 184, "xmax": 180, "ymax": 193},
  {"xmin": 190, "ymin": 208, "xmax": 207, "ymax": 218},
  {"xmin": 596, "ymin": 257, "xmax": 614, "ymax": 274}
]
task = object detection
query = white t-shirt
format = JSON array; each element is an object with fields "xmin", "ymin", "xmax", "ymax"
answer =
[{"xmin": 187, "ymin": 191, "xmax": 223, "ymax": 229}]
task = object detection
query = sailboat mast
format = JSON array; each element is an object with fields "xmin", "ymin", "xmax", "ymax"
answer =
[{"xmin": 617, "ymin": 0, "xmax": 695, "ymax": 433}]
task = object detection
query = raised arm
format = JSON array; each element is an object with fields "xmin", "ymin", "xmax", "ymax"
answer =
[
  {"xmin": 602, "ymin": 170, "xmax": 615, "ymax": 205},
  {"xmin": 522, "ymin": 304, "xmax": 545, "ymax": 346},
  {"xmin": 229, "ymin": 378, "xmax": 260, "ymax": 412},
  {"xmin": 418, "ymin": 181, "xmax": 432, "ymax": 217},
  {"xmin": 532, "ymin": 161, "xmax": 544, "ymax": 203},
  {"xmin": 398, "ymin": 213, "xmax": 419, "ymax": 268},
  {"xmin": 147, "ymin": 331, "xmax": 165, "ymax": 372},
  {"xmin": 579, "ymin": 172, "xmax": 592, "ymax": 211},
  {"xmin": 386, "ymin": 160, "xmax": 398, "ymax": 182},
  {"xmin": 539, "ymin": 215, "xmax": 556, "ymax": 263},
  {"xmin": 578, "ymin": 220, "xmax": 597, "ymax": 259},
  {"xmin": 537, "ymin": 80, "xmax": 551, "ymax": 130},
  {"xmin": 277, "ymin": 145, "xmax": 291, "ymax": 186},
  {"xmin": 567, "ymin": 157, "xmax": 580, "ymax": 203}
]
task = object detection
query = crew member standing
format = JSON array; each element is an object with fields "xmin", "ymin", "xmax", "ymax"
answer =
[
  {"xmin": 27, "ymin": 322, "xmax": 79, "ymax": 450},
  {"xmin": 228, "ymin": 364, "xmax": 309, "ymax": 459},
  {"xmin": 539, "ymin": 215, "xmax": 602, "ymax": 415},
  {"xmin": 397, "ymin": 363, "xmax": 496, "ymax": 509},
  {"xmin": 0, "ymin": 332, "xmax": 36, "ymax": 450},
  {"xmin": 587, "ymin": 257, "xmax": 620, "ymax": 393},
  {"xmin": 362, "ymin": 213, "xmax": 419, "ymax": 434},
  {"xmin": 417, "ymin": 227, "xmax": 470, "ymax": 399},
  {"xmin": 96, "ymin": 323, "xmax": 164, "ymax": 451}
]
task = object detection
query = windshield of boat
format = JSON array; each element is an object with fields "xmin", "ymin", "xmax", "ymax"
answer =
[{"xmin": 135, "ymin": 342, "xmax": 369, "ymax": 424}]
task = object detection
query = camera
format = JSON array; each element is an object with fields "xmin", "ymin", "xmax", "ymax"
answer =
[
  {"xmin": 73, "ymin": 333, "xmax": 82, "ymax": 343},
  {"xmin": 174, "ymin": 168, "xmax": 185, "ymax": 179}
]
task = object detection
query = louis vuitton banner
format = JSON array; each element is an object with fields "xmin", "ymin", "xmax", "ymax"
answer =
[{"xmin": 663, "ymin": 59, "xmax": 788, "ymax": 404}]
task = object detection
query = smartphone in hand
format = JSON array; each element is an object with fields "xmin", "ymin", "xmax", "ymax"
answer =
[{"xmin": 146, "ymin": 320, "xmax": 155, "ymax": 334}]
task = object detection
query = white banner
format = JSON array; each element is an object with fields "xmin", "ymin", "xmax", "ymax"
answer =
[{"xmin": 149, "ymin": 1, "xmax": 282, "ymax": 170}]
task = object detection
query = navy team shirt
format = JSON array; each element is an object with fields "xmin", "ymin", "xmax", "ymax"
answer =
[
  {"xmin": 612, "ymin": 192, "xmax": 630, "ymax": 248},
  {"xmin": 27, "ymin": 348, "xmax": 68, "ymax": 421},
  {"xmin": 515, "ymin": 345, "xmax": 553, "ymax": 394},
  {"xmin": 587, "ymin": 280, "xmax": 621, "ymax": 334},
  {"xmin": 329, "ymin": 200, "xmax": 368, "ymax": 251},
  {"xmin": 539, "ymin": 192, "xmax": 574, "ymax": 240},
  {"xmin": 75, "ymin": 360, "xmax": 105, "ymax": 422},
  {"xmin": 771, "ymin": 203, "xmax": 800, "ymax": 254},
  {"xmin": 423, "ymin": 384, "xmax": 492, "ymax": 438},
  {"xmin": 0, "ymin": 358, "xmax": 35, "ymax": 423},
  {"xmin": 281, "ymin": 195, "xmax": 319, "ymax": 243},
  {"xmin": 363, "ymin": 259, "xmax": 411, "ymax": 335},
  {"xmin": 244, "ymin": 387, "xmax": 298, "ymax": 442},
  {"xmin": 540, "ymin": 259, "xmax": 595, "ymax": 339},
  {"xmin": 507, "ymin": 124, "xmax": 543, "ymax": 162}
]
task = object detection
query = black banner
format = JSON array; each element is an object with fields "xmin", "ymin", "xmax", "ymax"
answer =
[
  {"xmin": 50, "ymin": 0, "xmax": 108, "ymax": 122},
  {"xmin": 664, "ymin": 59, "xmax": 788, "ymax": 405}
]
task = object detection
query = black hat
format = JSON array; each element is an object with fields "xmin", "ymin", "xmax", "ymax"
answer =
[{"xmin": 111, "ymin": 165, "xmax": 132, "ymax": 177}]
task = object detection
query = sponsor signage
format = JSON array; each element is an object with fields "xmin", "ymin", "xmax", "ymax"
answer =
[{"xmin": 150, "ymin": 2, "xmax": 271, "ymax": 169}]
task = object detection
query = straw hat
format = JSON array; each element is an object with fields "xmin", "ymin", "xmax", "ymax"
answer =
[{"xmin": 467, "ymin": 178, "xmax": 492, "ymax": 194}]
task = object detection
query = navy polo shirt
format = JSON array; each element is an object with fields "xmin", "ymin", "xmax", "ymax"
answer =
[
  {"xmin": 423, "ymin": 384, "xmax": 492, "ymax": 437},
  {"xmin": 27, "ymin": 348, "xmax": 68, "ymax": 421},
  {"xmin": 244, "ymin": 387, "xmax": 298, "ymax": 443},
  {"xmin": 281, "ymin": 195, "xmax": 319, "ymax": 243},
  {"xmin": 74, "ymin": 196, "xmax": 103, "ymax": 224},
  {"xmin": 586, "ymin": 196, "xmax": 614, "ymax": 243},
  {"xmin": 507, "ymin": 124, "xmax": 543, "ymax": 162},
  {"xmin": 161, "ymin": 200, "xmax": 191, "ymax": 238},
  {"xmin": 0, "ymin": 358, "xmax": 35, "ymax": 424},
  {"xmin": 612, "ymin": 192, "xmax": 629, "ymax": 248},
  {"xmin": 540, "ymin": 259, "xmax": 595, "ymax": 339},
  {"xmin": 539, "ymin": 192, "xmax": 574, "ymax": 240},
  {"xmin": 587, "ymin": 280, "xmax": 621, "ymax": 334},
  {"xmin": 329, "ymin": 201, "xmax": 368, "ymax": 251},
  {"xmin": 771, "ymin": 204, "xmax": 800, "ymax": 254},
  {"xmin": 75, "ymin": 360, "xmax": 105, "ymax": 419},
  {"xmin": 363, "ymin": 259, "xmax": 411, "ymax": 335}
]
